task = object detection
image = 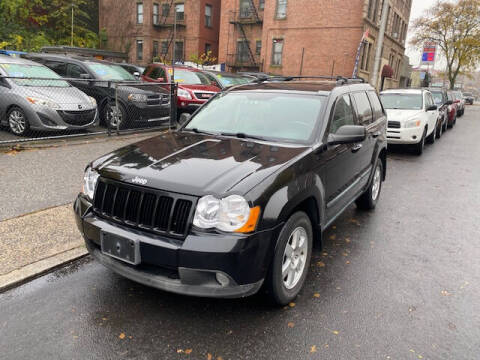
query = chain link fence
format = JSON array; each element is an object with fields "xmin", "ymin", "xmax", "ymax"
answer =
[{"xmin": 0, "ymin": 75, "xmax": 178, "ymax": 145}]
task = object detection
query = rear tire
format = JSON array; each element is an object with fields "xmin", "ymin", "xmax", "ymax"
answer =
[
  {"xmin": 356, "ymin": 160, "xmax": 383, "ymax": 210},
  {"xmin": 266, "ymin": 212, "xmax": 313, "ymax": 306},
  {"xmin": 436, "ymin": 119, "xmax": 443, "ymax": 139}
]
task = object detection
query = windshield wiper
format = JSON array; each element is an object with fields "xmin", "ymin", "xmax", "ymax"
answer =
[
  {"xmin": 182, "ymin": 128, "xmax": 219, "ymax": 136},
  {"xmin": 220, "ymin": 132, "xmax": 269, "ymax": 141}
]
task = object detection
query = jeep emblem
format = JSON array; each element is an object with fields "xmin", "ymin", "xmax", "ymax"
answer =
[{"xmin": 131, "ymin": 176, "xmax": 148, "ymax": 185}]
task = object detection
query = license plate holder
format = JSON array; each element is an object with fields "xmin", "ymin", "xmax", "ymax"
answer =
[{"xmin": 101, "ymin": 232, "xmax": 141, "ymax": 265}]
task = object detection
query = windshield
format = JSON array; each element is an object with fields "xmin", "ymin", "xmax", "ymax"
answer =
[
  {"xmin": 174, "ymin": 69, "xmax": 211, "ymax": 85},
  {"xmin": 184, "ymin": 92, "xmax": 325, "ymax": 143},
  {"xmin": 215, "ymin": 74, "xmax": 253, "ymax": 87},
  {"xmin": 0, "ymin": 63, "xmax": 69, "ymax": 87},
  {"xmin": 86, "ymin": 63, "xmax": 136, "ymax": 81},
  {"xmin": 380, "ymin": 93, "xmax": 423, "ymax": 110},
  {"xmin": 430, "ymin": 91, "xmax": 444, "ymax": 105}
]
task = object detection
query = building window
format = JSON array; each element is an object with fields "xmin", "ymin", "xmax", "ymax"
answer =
[
  {"xmin": 236, "ymin": 40, "xmax": 250, "ymax": 63},
  {"xmin": 259, "ymin": 0, "xmax": 265, "ymax": 10},
  {"xmin": 137, "ymin": 40, "xmax": 143, "ymax": 60},
  {"xmin": 239, "ymin": 0, "xmax": 251, "ymax": 18},
  {"xmin": 161, "ymin": 41, "xmax": 169, "ymax": 56},
  {"xmin": 174, "ymin": 41, "xmax": 184, "ymax": 61},
  {"xmin": 176, "ymin": 3, "xmax": 184, "ymax": 21},
  {"xmin": 205, "ymin": 4, "xmax": 212, "ymax": 27},
  {"xmin": 162, "ymin": 3, "xmax": 170, "ymax": 16},
  {"xmin": 255, "ymin": 40, "xmax": 262, "ymax": 55},
  {"xmin": 205, "ymin": 43, "xmax": 212, "ymax": 54},
  {"xmin": 360, "ymin": 42, "xmax": 372, "ymax": 71},
  {"xmin": 271, "ymin": 39, "xmax": 284, "ymax": 66},
  {"xmin": 275, "ymin": 0, "xmax": 287, "ymax": 19},
  {"xmin": 137, "ymin": 3, "xmax": 143, "ymax": 24},
  {"xmin": 153, "ymin": 41, "xmax": 159, "ymax": 58},
  {"xmin": 153, "ymin": 3, "xmax": 159, "ymax": 25}
]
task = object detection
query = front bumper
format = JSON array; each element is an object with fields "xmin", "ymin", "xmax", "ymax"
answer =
[
  {"xmin": 29, "ymin": 105, "xmax": 98, "ymax": 131},
  {"xmin": 74, "ymin": 195, "xmax": 278, "ymax": 298},
  {"xmin": 386, "ymin": 126, "xmax": 424, "ymax": 144},
  {"xmin": 125, "ymin": 102, "xmax": 170, "ymax": 123}
]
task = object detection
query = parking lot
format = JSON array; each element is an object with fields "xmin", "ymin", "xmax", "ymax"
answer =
[{"xmin": 1, "ymin": 105, "xmax": 478, "ymax": 359}]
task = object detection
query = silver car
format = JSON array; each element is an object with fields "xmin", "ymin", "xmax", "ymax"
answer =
[{"xmin": 0, "ymin": 55, "xmax": 98, "ymax": 136}]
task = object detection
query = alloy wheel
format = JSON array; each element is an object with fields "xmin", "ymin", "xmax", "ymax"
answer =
[
  {"xmin": 371, "ymin": 164, "xmax": 382, "ymax": 201},
  {"xmin": 282, "ymin": 227, "xmax": 308, "ymax": 290},
  {"xmin": 9, "ymin": 110, "xmax": 26, "ymax": 135}
]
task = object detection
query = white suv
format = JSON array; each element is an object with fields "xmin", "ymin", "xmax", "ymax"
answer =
[{"xmin": 380, "ymin": 89, "xmax": 440, "ymax": 155}]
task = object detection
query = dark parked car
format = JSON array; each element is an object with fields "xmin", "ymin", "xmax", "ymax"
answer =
[
  {"xmin": 26, "ymin": 54, "xmax": 170, "ymax": 129},
  {"xmin": 452, "ymin": 91, "xmax": 465, "ymax": 117},
  {"xmin": 201, "ymin": 70, "xmax": 255, "ymax": 89},
  {"xmin": 74, "ymin": 78, "xmax": 387, "ymax": 305},
  {"xmin": 463, "ymin": 92, "xmax": 474, "ymax": 105},
  {"xmin": 427, "ymin": 87, "xmax": 450, "ymax": 136},
  {"xmin": 446, "ymin": 91, "xmax": 458, "ymax": 127}
]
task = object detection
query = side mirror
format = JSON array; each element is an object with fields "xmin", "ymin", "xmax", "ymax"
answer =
[
  {"xmin": 426, "ymin": 104, "xmax": 437, "ymax": 111},
  {"xmin": 133, "ymin": 71, "xmax": 140, "ymax": 78},
  {"xmin": 328, "ymin": 125, "xmax": 366, "ymax": 146},
  {"xmin": 79, "ymin": 73, "xmax": 90, "ymax": 80},
  {"xmin": 178, "ymin": 113, "xmax": 191, "ymax": 127},
  {"xmin": 445, "ymin": 100, "xmax": 453, "ymax": 105}
]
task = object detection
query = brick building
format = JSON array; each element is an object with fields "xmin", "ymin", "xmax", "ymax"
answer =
[
  {"xmin": 99, "ymin": 0, "xmax": 221, "ymax": 66},
  {"xmin": 218, "ymin": 0, "xmax": 412, "ymax": 88}
]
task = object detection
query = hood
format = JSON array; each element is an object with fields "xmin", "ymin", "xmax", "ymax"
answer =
[
  {"xmin": 385, "ymin": 109, "xmax": 423, "ymax": 122},
  {"xmin": 117, "ymin": 83, "xmax": 169, "ymax": 96},
  {"xmin": 93, "ymin": 132, "xmax": 308, "ymax": 196},
  {"xmin": 18, "ymin": 86, "xmax": 91, "ymax": 106}
]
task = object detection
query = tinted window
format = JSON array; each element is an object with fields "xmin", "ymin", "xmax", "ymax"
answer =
[
  {"xmin": 185, "ymin": 92, "xmax": 326, "ymax": 144},
  {"xmin": 367, "ymin": 91, "xmax": 384, "ymax": 120},
  {"xmin": 330, "ymin": 94, "xmax": 355, "ymax": 134},
  {"xmin": 44, "ymin": 61, "xmax": 67, "ymax": 77},
  {"xmin": 67, "ymin": 63, "xmax": 86, "ymax": 78},
  {"xmin": 352, "ymin": 92, "xmax": 373, "ymax": 125}
]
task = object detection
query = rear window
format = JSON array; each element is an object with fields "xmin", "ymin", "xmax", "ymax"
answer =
[
  {"xmin": 174, "ymin": 69, "xmax": 211, "ymax": 85},
  {"xmin": 430, "ymin": 91, "xmax": 444, "ymax": 105}
]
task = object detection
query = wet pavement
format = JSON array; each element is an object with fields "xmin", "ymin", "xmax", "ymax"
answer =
[{"xmin": 1, "ymin": 107, "xmax": 480, "ymax": 359}]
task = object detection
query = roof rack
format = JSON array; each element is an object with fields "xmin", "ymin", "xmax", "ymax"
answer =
[{"xmin": 253, "ymin": 75, "xmax": 366, "ymax": 85}]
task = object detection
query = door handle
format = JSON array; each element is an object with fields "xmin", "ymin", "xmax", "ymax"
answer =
[{"xmin": 352, "ymin": 144, "xmax": 363, "ymax": 153}]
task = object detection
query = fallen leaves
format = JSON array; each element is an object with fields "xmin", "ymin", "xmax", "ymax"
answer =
[
  {"xmin": 316, "ymin": 261, "xmax": 326, "ymax": 268},
  {"xmin": 313, "ymin": 293, "xmax": 320, "ymax": 298},
  {"xmin": 118, "ymin": 333, "xmax": 126, "ymax": 339},
  {"xmin": 288, "ymin": 302, "xmax": 296, "ymax": 308},
  {"xmin": 329, "ymin": 234, "xmax": 336, "ymax": 241},
  {"xmin": 441, "ymin": 290, "xmax": 451, "ymax": 296},
  {"xmin": 185, "ymin": 349, "xmax": 192, "ymax": 355},
  {"xmin": 345, "ymin": 237, "xmax": 351, "ymax": 243},
  {"xmin": 287, "ymin": 322, "xmax": 295, "ymax": 328},
  {"xmin": 310, "ymin": 345, "xmax": 317, "ymax": 353}
]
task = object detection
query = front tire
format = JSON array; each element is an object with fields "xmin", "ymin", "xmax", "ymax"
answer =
[
  {"xmin": 103, "ymin": 102, "xmax": 128, "ymax": 130},
  {"xmin": 413, "ymin": 128, "xmax": 426, "ymax": 155},
  {"xmin": 266, "ymin": 212, "xmax": 313, "ymax": 306},
  {"xmin": 8, "ymin": 107, "xmax": 30, "ymax": 136},
  {"xmin": 427, "ymin": 125, "xmax": 436, "ymax": 144},
  {"xmin": 356, "ymin": 160, "xmax": 383, "ymax": 210},
  {"xmin": 436, "ymin": 119, "xmax": 443, "ymax": 139}
]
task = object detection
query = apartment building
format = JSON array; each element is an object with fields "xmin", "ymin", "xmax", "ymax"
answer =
[
  {"xmin": 218, "ymin": 0, "xmax": 412, "ymax": 87},
  {"xmin": 99, "ymin": 0, "xmax": 221, "ymax": 66}
]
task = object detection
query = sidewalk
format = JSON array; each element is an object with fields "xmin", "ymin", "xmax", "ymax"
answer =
[{"xmin": 0, "ymin": 204, "xmax": 87, "ymax": 290}]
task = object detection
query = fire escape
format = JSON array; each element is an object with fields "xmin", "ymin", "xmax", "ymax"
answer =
[
  {"xmin": 228, "ymin": 0, "xmax": 263, "ymax": 70},
  {"xmin": 153, "ymin": 0, "xmax": 186, "ymax": 63}
]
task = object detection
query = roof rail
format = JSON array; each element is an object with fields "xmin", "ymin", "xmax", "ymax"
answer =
[{"xmin": 253, "ymin": 75, "xmax": 366, "ymax": 85}]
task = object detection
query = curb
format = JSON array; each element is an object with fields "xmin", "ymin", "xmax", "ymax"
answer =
[{"xmin": 0, "ymin": 246, "xmax": 89, "ymax": 293}]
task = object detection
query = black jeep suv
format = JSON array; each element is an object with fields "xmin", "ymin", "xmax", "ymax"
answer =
[{"xmin": 74, "ymin": 78, "xmax": 387, "ymax": 305}]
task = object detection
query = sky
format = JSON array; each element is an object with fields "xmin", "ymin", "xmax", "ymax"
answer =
[{"xmin": 406, "ymin": 0, "xmax": 438, "ymax": 67}]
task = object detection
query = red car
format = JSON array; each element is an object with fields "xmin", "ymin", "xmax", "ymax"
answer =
[
  {"xmin": 142, "ymin": 64, "xmax": 220, "ymax": 116},
  {"xmin": 446, "ymin": 90, "xmax": 458, "ymax": 128}
]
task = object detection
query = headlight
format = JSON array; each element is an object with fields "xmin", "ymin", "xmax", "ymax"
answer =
[
  {"xmin": 128, "ymin": 93, "xmax": 148, "ymax": 102},
  {"xmin": 177, "ymin": 88, "xmax": 192, "ymax": 100},
  {"xmin": 26, "ymin": 97, "xmax": 60, "ymax": 109},
  {"xmin": 83, "ymin": 167, "xmax": 100, "ymax": 200},
  {"xmin": 404, "ymin": 119, "xmax": 422, "ymax": 128},
  {"xmin": 193, "ymin": 195, "xmax": 261, "ymax": 233},
  {"xmin": 88, "ymin": 96, "xmax": 97, "ymax": 107}
]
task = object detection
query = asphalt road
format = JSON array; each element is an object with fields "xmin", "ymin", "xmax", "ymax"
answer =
[{"xmin": 1, "ymin": 107, "xmax": 479, "ymax": 359}]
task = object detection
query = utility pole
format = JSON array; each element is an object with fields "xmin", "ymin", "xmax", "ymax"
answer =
[
  {"xmin": 71, "ymin": 2, "xmax": 74, "ymax": 47},
  {"xmin": 371, "ymin": 0, "xmax": 390, "ymax": 89}
]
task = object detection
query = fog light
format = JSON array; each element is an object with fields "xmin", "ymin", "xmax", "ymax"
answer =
[
  {"xmin": 216, "ymin": 273, "xmax": 230, "ymax": 287},
  {"xmin": 412, "ymin": 135, "xmax": 417, "ymax": 140}
]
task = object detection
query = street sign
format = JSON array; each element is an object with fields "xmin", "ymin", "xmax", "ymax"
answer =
[{"xmin": 422, "ymin": 42, "xmax": 437, "ymax": 65}]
